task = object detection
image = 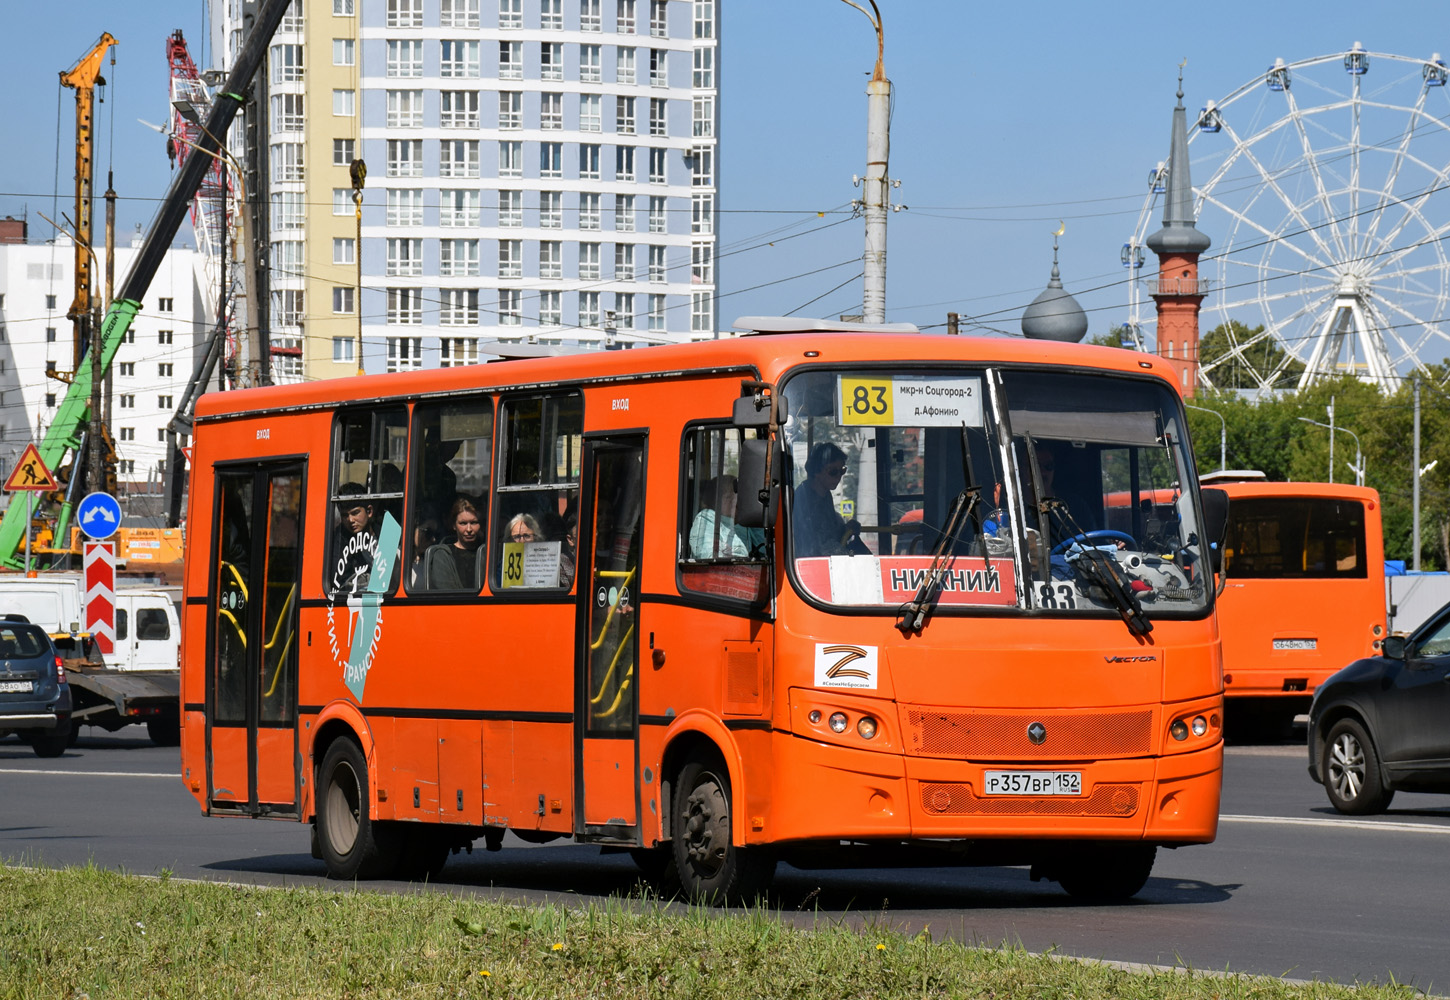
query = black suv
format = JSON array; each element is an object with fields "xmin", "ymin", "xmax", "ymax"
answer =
[
  {"xmin": 0, "ymin": 614, "xmax": 73, "ymax": 757},
  {"xmin": 1309, "ymin": 600, "xmax": 1450, "ymax": 813}
]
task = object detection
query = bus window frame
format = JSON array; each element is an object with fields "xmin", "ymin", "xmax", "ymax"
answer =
[
  {"xmin": 326, "ymin": 405, "xmax": 409, "ymax": 598},
  {"xmin": 676, "ymin": 418, "xmax": 773, "ymax": 609},
  {"xmin": 405, "ymin": 393, "xmax": 496, "ymax": 598},
  {"xmin": 776, "ymin": 360, "xmax": 1213, "ymax": 623},
  {"xmin": 490, "ymin": 390, "xmax": 585, "ymax": 594}
]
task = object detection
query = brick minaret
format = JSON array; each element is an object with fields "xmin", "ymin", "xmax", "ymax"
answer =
[{"xmin": 1146, "ymin": 72, "xmax": 1212, "ymax": 397}]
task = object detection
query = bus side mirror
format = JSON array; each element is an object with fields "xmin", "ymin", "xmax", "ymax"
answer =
[
  {"xmin": 1382, "ymin": 635, "xmax": 1407, "ymax": 660},
  {"xmin": 735, "ymin": 439, "xmax": 781, "ymax": 529},
  {"xmin": 732, "ymin": 383, "xmax": 787, "ymax": 428},
  {"xmin": 1200, "ymin": 487, "xmax": 1229, "ymax": 574}
]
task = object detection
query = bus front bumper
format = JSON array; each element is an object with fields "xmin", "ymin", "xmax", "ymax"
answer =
[{"xmin": 762, "ymin": 731, "xmax": 1221, "ymax": 846}]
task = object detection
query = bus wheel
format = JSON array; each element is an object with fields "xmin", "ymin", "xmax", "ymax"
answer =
[
  {"xmin": 1056, "ymin": 844, "xmax": 1156, "ymax": 901},
  {"xmin": 1323, "ymin": 718, "xmax": 1393, "ymax": 815},
  {"xmin": 316, "ymin": 739, "xmax": 401, "ymax": 879},
  {"xmin": 671, "ymin": 759, "xmax": 774, "ymax": 905}
]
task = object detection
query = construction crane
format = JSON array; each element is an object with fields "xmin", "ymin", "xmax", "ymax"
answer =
[
  {"xmin": 165, "ymin": 29, "xmax": 245, "ymax": 392},
  {"xmin": 0, "ymin": 0, "xmax": 295, "ymax": 570},
  {"xmin": 55, "ymin": 33, "xmax": 119, "ymax": 511}
]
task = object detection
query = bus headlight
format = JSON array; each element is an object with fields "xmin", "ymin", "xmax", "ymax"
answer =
[
  {"xmin": 808, "ymin": 710, "xmax": 822, "ymax": 724},
  {"xmin": 1191, "ymin": 716, "xmax": 1208, "ymax": 737},
  {"xmin": 1170, "ymin": 719, "xmax": 1189, "ymax": 741},
  {"xmin": 829, "ymin": 712, "xmax": 849, "ymax": 733},
  {"xmin": 856, "ymin": 716, "xmax": 878, "ymax": 740}
]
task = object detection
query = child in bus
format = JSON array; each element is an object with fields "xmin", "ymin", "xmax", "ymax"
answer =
[
  {"xmin": 425, "ymin": 497, "xmax": 484, "ymax": 591},
  {"xmin": 330, "ymin": 482, "xmax": 377, "ymax": 596}
]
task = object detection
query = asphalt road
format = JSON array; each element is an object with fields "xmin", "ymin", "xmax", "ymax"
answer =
[{"xmin": 4, "ymin": 728, "xmax": 1449, "ymax": 991}]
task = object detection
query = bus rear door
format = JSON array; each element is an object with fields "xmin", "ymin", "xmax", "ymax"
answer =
[
  {"xmin": 207, "ymin": 463, "xmax": 304, "ymax": 817},
  {"xmin": 575, "ymin": 435, "xmax": 645, "ymax": 841}
]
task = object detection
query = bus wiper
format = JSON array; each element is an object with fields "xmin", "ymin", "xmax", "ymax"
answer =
[
  {"xmin": 897, "ymin": 486, "xmax": 980, "ymax": 635},
  {"xmin": 1044, "ymin": 499, "xmax": 1153, "ymax": 637}
]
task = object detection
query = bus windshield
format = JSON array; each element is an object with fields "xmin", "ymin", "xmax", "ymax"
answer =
[{"xmin": 781, "ymin": 366, "xmax": 1210, "ymax": 620}]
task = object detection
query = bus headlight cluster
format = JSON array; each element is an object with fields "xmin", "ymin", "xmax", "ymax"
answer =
[
  {"xmin": 1169, "ymin": 714, "xmax": 1212, "ymax": 741},
  {"xmin": 808, "ymin": 707, "xmax": 879, "ymax": 740}
]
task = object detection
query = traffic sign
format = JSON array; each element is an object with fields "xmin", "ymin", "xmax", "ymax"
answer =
[
  {"xmin": 77, "ymin": 491, "xmax": 123, "ymax": 540},
  {"xmin": 3, "ymin": 444, "xmax": 58, "ymax": 492},
  {"xmin": 84, "ymin": 541, "xmax": 116, "ymax": 655}
]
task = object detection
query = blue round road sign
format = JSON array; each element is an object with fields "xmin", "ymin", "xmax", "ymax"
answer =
[{"xmin": 77, "ymin": 492, "xmax": 123, "ymax": 540}]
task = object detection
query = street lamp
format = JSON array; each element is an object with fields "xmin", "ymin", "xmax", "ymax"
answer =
[
  {"xmin": 1297, "ymin": 417, "xmax": 1363, "ymax": 486},
  {"xmin": 1184, "ymin": 404, "xmax": 1226, "ymax": 471}
]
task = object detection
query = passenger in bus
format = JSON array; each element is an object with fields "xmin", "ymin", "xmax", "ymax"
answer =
[
  {"xmin": 793, "ymin": 443, "xmax": 867, "ymax": 558},
  {"xmin": 506, "ymin": 512, "xmax": 544, "ymax": 544},
  {"xmin": 424, "ymin": 497, "xmax": 484, "ymax": 591},
  {"xmin": 558, "ymin": 515, "xmax": 579, "ymax": 586},
  {"xmin": 408, "ymin": 522, "xmax": 437, "ymax": 590},
  {"xmin": 330, "ymin": 482, "xmax": 377, "ymax": 596},
  {"xmin": 690, "ymin": 476, "xmax": 748, "ymax": 559}
]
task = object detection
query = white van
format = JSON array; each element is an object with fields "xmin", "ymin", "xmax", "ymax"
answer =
[{"xmin": 112, "ymin": 590, "xmax": 181, "ymax": 672}]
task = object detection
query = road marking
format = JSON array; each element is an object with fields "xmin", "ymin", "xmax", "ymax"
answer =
[
  {"xmin": 1221, "ymin": 813, "xmax": 1450, "ymax": 834},
  {"xmin": 0, "ymin": 769, "xmax": 176, "ymax": 779}
]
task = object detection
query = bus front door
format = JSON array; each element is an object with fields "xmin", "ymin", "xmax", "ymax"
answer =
[
  {"xmin": 207, "ymin": 463, "xmax": 304, "ymax": 818},
  {"xmin": 575, "ymin": 436, "xmax": 645, "ymax": 841}
]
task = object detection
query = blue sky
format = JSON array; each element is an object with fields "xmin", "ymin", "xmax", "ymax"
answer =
[{"xmin": 4, "ymin": 1, "xmax": 1448, "ymax": 353}]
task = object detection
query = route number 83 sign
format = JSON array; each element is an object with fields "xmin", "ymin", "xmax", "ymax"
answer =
[{"xmin": 838, "ymin": 375, "xmax": 983, "ymax": 428}]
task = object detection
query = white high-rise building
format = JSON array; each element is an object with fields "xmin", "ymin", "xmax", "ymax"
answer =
[
  {"xmin": 214, "ymin": 0, "xmax": 720, "ymax": 378},
  {"xmin": 0, "ymin": 226, "xmax": 206, "ymax": 494}
]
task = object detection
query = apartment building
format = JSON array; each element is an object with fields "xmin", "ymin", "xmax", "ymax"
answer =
[
  {"xmin": 0, "ymin": 230, "xmax": 205, "ymax": 491},
  {"xmin": 220, "ymin": 0, "xmax": 720, "ymax": 378}
]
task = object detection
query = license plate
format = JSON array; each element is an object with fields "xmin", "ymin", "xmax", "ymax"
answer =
[
  {"xmin": 983, "ymin": 770, "xmax": 1082, "ymax": 796},
  {"xmin": 0, "ymin": 680, "xmax": 34, "ymax": 694},
  {"xmin": 1273, "ymin": 638, "xmax": 1317, "ymax": 650}
]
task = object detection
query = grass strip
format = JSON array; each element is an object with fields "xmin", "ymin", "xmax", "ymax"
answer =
[{"xmin": 0, "ymin": 863, "xmax": 1424, "ymax": 1000}]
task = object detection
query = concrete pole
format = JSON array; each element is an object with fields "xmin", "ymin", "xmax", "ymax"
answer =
[
  {"xmin": 1327, "ymin": 396, "xmax": 1335, "ymax": 484},
  {"xmin": 862, "ymin": 75, "xmax": 889, "ymax": 323},
  {"xmin": 841, "ymin": 0, "xmax": 889, "ymax": 324}
]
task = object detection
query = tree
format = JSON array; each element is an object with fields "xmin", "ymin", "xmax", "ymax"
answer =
[{"xmin": 1198, "ymin": 320, "xmax": 1305, "ymax": 390}]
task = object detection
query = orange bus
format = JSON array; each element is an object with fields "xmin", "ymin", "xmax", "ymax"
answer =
[
  {"xmin": 179, "ymin": 324, "xmax": 1228, "ymax": 902},
  {"xmin": 1206, "ymin": 473, "xmax": 1387, "ymax": 736}
]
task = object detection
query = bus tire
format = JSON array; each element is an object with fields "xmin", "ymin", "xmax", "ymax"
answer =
[
  {"xmin": 1056, "ymin": 844, "xmax": 1156, "ymax": 901},
  {"xmin": 1323, "ymin": 718, "xmax": 1393, "ymax": 815},
  {"xmin": 316, "ymin": 738, "xmax": 401, "ymax": 879},
  {"xmin": 670, "ymin": 758, "xmax": 774, "ymax": 905}
]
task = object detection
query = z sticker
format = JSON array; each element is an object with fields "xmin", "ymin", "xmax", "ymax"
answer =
[{"xmin": 814, "ymin": 643, "xmax": 878, "ymax": 690}]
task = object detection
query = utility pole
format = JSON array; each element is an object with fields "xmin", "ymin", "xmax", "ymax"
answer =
[
  {"xmin": 1413, "ymin": 377, "xmax": 1422, "ymax": 571},
  {"xmin": 1327, "ymin": 396, "xmax": 1335, "ymax": 484},
  {"xmin": 842, "ymin": 0, "xmax": 889, "ymax": 323}
]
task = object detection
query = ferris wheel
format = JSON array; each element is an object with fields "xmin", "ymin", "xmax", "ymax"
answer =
[{"xmin": 1124, "ymin": 45, "xmax": 1450, "ymax": 393}]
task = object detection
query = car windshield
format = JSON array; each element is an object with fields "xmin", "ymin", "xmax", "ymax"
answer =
[{"xmin": 780, "ymin": 366, "xmax": 1211, "ymax": 621}]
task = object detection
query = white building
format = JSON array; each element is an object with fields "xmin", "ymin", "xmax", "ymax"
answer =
[
  {"xmin": 0, "ymin": 229, "xmax": 207, "ymax": 494},
  {"xmin": 213, "ymin": 0, "xmax": 722, "ymax": 378}
]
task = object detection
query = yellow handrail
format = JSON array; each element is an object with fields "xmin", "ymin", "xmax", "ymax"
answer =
[
  {"xmin": 593, "ymin": 662, "xmax": 635, "ymax": 720},
  {"xmin": 588, "ymin": 566, "xmax": 636, "ymax": 651},
  {"xmin": 588, "ymin": 623, "xmax": 635, "ymax": 706},
  {"xmin": 261, "ymin": 583, "xmax": 298, "ymax": 699}
]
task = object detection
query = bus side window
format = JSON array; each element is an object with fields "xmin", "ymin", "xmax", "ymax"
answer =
[
  {"xmin": 408, "ymin": 397, "xmax": 494, "ymax": 593},
  {"xmin": 679, "ymin": 423, "xmax": 768, "ymax": 603},
  {"xmin": 495, "ymin": 392, "xmax": 583, "ymax": 590},
  {"xmin": 328, "ymin": 406, "xmax": 408, "ymax": 597}
]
